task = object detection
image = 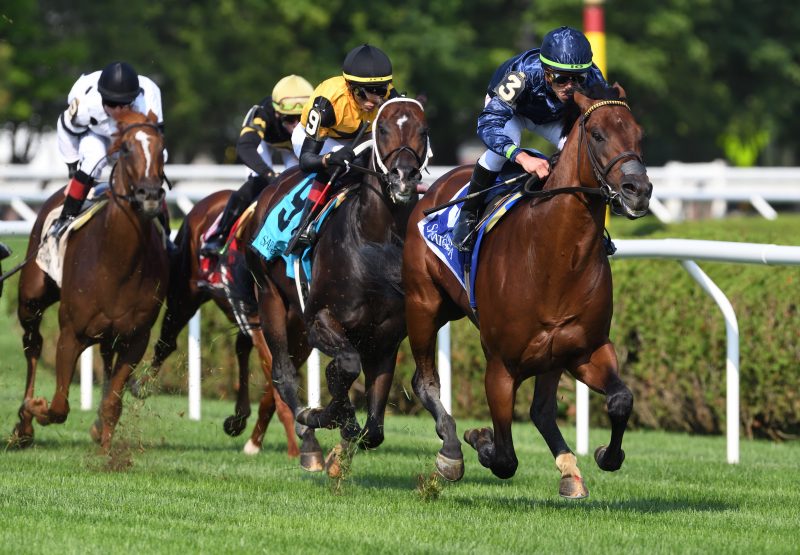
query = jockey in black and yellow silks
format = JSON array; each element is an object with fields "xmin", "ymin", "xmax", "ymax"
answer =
[{"xmin": 286, "ymin": 44, "xmax": 397, "ymax": 253}]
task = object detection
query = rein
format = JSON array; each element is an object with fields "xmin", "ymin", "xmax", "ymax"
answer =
[{"xmin": 108, "ymin": 122, "xmax": 168, "ymax": 207}]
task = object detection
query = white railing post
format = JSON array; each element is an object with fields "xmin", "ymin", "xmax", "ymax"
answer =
[
  {"xmin": 307, "ymin": 349, "xmax": 321, "ymax": 408},
  {"xmin": 576, "ymin": 382, "xmax": 589, "ymax": 455},
  {"xmin": 80, "ymin": 347, "xmax": 93, "ymax": 410},
  {"xmin": 438, "ymin": 323, "xmax": 452, "ymax": 414},
  {"xmin": 188, "ymin": 310, "xmax": 201, "ymax": 420},
  {"xmin": 681, "ymin": 260, "xmax": 739, "ymax": 464}
]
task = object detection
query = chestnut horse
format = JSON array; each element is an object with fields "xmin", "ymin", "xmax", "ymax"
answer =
[
  {"xmin": 403, "ymin": 85, "xmax": 652, "ymax": 497},
  {"xmin": 12, "ymin": 111, "xmax": 169, "ymax": 451},
  {"xmin": 244, "ymin": 97, "xmax": 430, "ymax": 472},
  {"xmin": 134, "ymin": 190, "xmax": 298, "ymax": 457}
]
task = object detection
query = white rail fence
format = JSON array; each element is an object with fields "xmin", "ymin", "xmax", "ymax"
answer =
[{"xmin": 2, "ymin": 161, "xmax": 800, "ymax": 226}]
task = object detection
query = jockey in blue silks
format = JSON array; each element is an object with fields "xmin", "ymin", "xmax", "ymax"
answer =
[{"xmin": 452, "ymin": 26, "xmax": 608, "ymax": 252}]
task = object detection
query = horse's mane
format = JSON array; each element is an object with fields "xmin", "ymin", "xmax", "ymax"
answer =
[
  {"xmin": 559, "ymin": 84, "xmax": 625, "ymax": 141},
  {"xmin": 552, "ymin": 84, "xmax": 625, "ymax": 168}
]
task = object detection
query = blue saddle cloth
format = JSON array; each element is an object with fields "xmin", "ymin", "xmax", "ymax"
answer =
[
  {"xmin": 418, "ymin": 177, "xmax": 526, "ymax": 309},
  {"xmin": 251, "ymin": 173, "xmax": 319, "ymax": 280}
]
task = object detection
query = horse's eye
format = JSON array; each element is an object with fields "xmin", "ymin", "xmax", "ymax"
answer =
[
  {"xmin": 591, "ymin": 130, "xmax": 604, "ymax": 142},
  {"xmin": 377, "ymin": 124, "xmax": 389, "ymax": 136}
]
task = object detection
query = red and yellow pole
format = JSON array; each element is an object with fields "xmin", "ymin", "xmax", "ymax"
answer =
[{"xmin": 584, "ymin": 0, "xmax": 609, "ymax": 225}]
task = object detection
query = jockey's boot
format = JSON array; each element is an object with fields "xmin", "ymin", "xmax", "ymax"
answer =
[
  {"xmin": 284, "ymin": 196, "xmax": 316, "ymax": 256},
  {"xmin": 49, "ymin": 170, "xmax": 93, "ymax": 238},
  {"xmin": 452, "ymin": 163, "xmax": 499, "ymax": 252},
  {"xmin": 200, "ymin": 189, "xmax": 250, "ymax": 256}
]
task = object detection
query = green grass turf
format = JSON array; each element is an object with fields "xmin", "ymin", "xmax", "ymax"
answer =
[{"xmin": 1, "ymin": 233, "xmax": 799, "ymax": 554}]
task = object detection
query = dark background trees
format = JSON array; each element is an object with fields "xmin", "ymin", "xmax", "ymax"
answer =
[{"xmin": 1, "ymin": 0, "xmax": 798, "ymax": 166}]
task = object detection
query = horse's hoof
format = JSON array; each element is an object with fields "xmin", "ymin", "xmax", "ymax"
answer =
[
  {"xmin": 559, "ymin": 475, "xmax": 589, "ymax": 499},
  {"xmin": 435, "ymin": 452, "xmax": 465, "ymax": 482},
  {"xmin": 90, "ymin": 420, "xmax": 102, "ymax": 444},
  {"xmin": 25, "ymin": 398, "xmax": 49, "ymax": 425},
  {"xmin": 594, "ymin": 445, "xmax": 626, "ymax": 472},
  {"xmin": 300, "ymin": 450, "xmax": 324, "ymax": 472},
  {"xmin": 8, "ymin": 426, "xmax": 34, "ymax": 449},
  {"xmin": 242, "ymin": 439, "xmax": 261, "ymax": 456},
  {"xmin": 223, "ymin": 415, "xmax": 247, "ymax": 437},
  {"xmin": 128, "ymin": 379, "xmax": 150, "ymax": 399}
]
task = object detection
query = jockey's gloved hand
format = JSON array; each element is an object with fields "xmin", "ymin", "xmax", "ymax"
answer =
[{"xmin": 326, "ymin": 146, "xmax": 355, "ymax": 169}]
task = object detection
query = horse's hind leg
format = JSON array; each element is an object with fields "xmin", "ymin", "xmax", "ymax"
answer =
[
  {"xmin": 569, "ymin": 342, "xmax": 632, "ymax": 472},
  {"xmin": 98, "ymin": 334, "xmax": 150, "ymax": 451},
  {"xmin": 530, "ymin": 371, "xmax": 588, "ymax": 499},
  {"xmin": 91, "ymin": 340, "xmax": 116, "ymax": 443},
  {"xmin": 12, "ymin": 282, "xmax": 58, "ymax": 447},
  {"xmin": 224, "ymin": 331, "xmax": 253, "ymax": 437},
  {"xmin": 464, "ymin": 356, "xmax": 518, "ymax": 479}
]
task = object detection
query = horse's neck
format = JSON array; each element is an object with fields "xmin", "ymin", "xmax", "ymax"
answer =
[
  {"xmin": 101, "ymin": 195, "xmax": 154, "ymax": 268},
  {"xmin": 353, "ymin": 176, "xmax": 412, "ymax": 242}
]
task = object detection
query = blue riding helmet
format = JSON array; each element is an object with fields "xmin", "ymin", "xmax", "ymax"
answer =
[{"xmin": 539, "ymin": 26, "xmax": 593, "ymax": 72}]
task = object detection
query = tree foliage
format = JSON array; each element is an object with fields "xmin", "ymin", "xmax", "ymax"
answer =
[{"xmin": 1, "ymin": 1, "xmax": 797, "ymax": 165}]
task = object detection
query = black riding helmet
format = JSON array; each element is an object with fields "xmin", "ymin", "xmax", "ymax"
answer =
[
  {"xmin": 342, "ymin": 44, "xmax": 393, "ymax": 85},
  {"xmin": 97, "ymin": 61, "xmax": 142, "ymax": 104},
  {"xmin": 539, "ymin": 26, "xmax": 593, "ymax": 72}
]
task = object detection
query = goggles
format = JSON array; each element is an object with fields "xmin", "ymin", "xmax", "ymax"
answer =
[
  {"xmin": 272, "ymin": 99, "xmax": 307, "ymax": 114},
  {"xmin": 280, "ymin": 114, "xmax": 301, "ymax": 124},
  {"xmin": 103, "ymin": 99, "xmax": 132, "ymax": 108},
  {"xmin": 548, "ymin": 71, "xmax": 587, "ymax": 86},
  {"xmin": 352, "ymin": 84, "xmax": 389, "ymax": 100}
]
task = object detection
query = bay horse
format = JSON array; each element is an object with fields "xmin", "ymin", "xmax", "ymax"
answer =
[
  {"xmin": 11, "ymin": 110, "xmax": 169, "ymax": 451},
  {"xmin": 133, "ymin": 190, "xmax": 298, "ymax": 457},
  {"xmin": 243, "ymin": 97, "xmax": 430, "ymax": 472},
  {"xmin": 403, "ymin": 85, "xmax": 652, "ymax": 497}
]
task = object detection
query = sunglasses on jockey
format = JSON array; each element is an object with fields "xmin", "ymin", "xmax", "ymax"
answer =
[
  {"xmin": 351, "ymin": 84, "xmax": 390, "ymax": 101},
  {"xmin": 272, "ymin": 98, "xmax": 306, "ymax": 114},
  {"xmin": 547, "ymin": 71, "xmax": 588, "ymax": 86},
  {"xmin": 103, "ymin": 99, "xmax": 133, "ymax": 108}
]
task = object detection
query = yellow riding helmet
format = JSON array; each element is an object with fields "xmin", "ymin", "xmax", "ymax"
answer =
[{"xmin": 271, "ymin": 75, "xmax": 314, "ymax": 115}]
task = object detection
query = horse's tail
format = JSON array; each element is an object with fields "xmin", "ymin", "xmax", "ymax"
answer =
[{"xmin": 358, "ymin": 241, "xmax": 404, "ymax": 300}]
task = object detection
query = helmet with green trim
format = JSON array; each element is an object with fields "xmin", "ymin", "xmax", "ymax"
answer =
[
  {"xmin": 342, "ymin": 44, "xmax": 393, "ymax": 86},
  {"xmin": 540, "ymin": 26, "xmax": 593, "ymax": 72},
  {"xmin": 271, "ymin": 74, "xmax": 314, "ymax": 115}
]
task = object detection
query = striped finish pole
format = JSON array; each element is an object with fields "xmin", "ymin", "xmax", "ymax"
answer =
[{"xmin": 576, "ymin": 0, "xmax": 608, "ymax": 456}]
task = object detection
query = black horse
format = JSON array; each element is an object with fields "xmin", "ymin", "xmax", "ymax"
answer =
[{"xmin": 243, "ymin": 98, "xmax": 430, "ymax": 473}]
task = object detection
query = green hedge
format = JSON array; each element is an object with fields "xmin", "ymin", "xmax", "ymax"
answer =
[{"xmin": 3, "ymin": 214, "xmax": 799, "ymax": 438}]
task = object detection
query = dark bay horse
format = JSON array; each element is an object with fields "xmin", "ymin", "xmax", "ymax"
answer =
[
  {"xmin": 403, "ymin": 85, "xmax": 652, "ymax": 497},
  {"xmin": 12, "ymin": 110, "xmax": 170, "ymax": 451},
  {"xmin": 136, "ymin": 190, "xmax": 298, "ymax": 457},
  {"xmin": 244, "ymin": 97, "xmax": 430, "ymax": 473}
]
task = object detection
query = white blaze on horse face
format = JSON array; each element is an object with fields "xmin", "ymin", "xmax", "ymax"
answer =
[
  {"xmin": 134, "ymin": 130, "xmax": 153, "ymax": 175},
  {"xmin": 396, "ymin": 114, "xmax": 409, "ymax": 130}
]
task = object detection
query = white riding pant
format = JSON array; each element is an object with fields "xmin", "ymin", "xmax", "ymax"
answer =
[
  {"xmin": 477, "ymin": 94, "xmax": 565, "ymax": 172},
  {"xmin": 291, "ymin": 124, "xmax": 348, "ymax": 160}
]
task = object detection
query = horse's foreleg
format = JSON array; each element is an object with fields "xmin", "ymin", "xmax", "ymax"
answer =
[
  {"xmin": 530, "ymin": 371, "xmax": 588, "ymax": 499},
  {"xmin": 569, "ymin": 342, "xmax": 632, "ymax": 472},
  {"xmin": 41, "ymin": 329, "xmax": 83, "ymax": 425},
  {"xmin": 408, "ymin": 300, "xmax": 463, "ymax": 481},
  {"xmin": 224, "ymin": 331, "xmax": 253, "ymax": 437},
  {"xmin": 297, "ymin": 310, "xmax": 361, "ymax": 439},
  {"xmin": 360, "ymin": 348, "xmax": 400, "ymax": 449},
  {"xmin": 464, "ymin": 357, "xmax": 518, "ymax": 479}
]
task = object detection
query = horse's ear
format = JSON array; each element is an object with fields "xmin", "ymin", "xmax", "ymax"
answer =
[
  {"xmin": 573, "ymin": 90, "xmax": 593, "ymax": 112},
  {"xmin": 146, "ymin": 110, "xmax": 158, "ymax": 123},
  {"xmin": 612, "ymin": 82, "xmax": 627, "ymax": 100},
  {"xmin": 415, "ymin": 93, "xmax": 427, "ymax": 107}
]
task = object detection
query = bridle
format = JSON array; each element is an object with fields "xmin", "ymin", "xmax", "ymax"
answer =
[
  {"xmin": 107, "ymin": 122, "xmax": 170, "ymax": 206},
  {"xmin": 523, "ymin": 99, "xmax": 644, "ymax": 211},
  {"xmin": 348, "ymin": 97, "xmax": 432, "ymax": 203},
  {"xmin": 577, "ymin": 100, "xmax": 644, "ymax": 208}
]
